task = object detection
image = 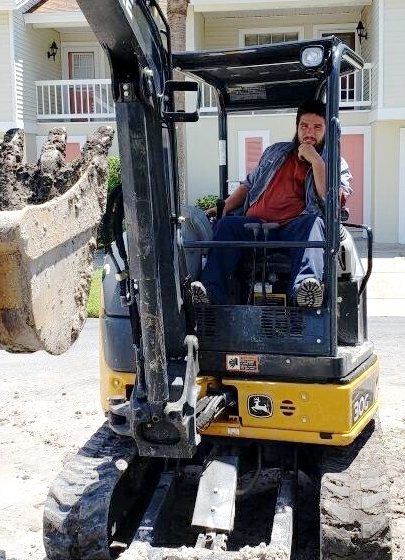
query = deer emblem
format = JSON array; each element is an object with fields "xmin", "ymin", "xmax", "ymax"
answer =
[{"xmin": 248, "ymin": 395, "xmax": 272, "ymax": 417}]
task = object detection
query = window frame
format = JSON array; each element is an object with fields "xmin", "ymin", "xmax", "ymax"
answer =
[
  {"xmin": 313, "ymin": 23, "xmax": 360, "ymax": 52},
  {"xmin": 61, "ymin": 42, "xmax": 105, "ymax": 80},
  {"xmin": 238, "ymin": 26, "xmax": 304, "ymax": 48}
]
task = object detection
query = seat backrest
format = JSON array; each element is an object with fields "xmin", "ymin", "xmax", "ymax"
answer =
[{"xmin": 180, "ymin": 205, "xmax": 213, "ymax": 280}]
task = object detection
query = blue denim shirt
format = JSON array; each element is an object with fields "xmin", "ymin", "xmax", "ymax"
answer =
[{"xmin": 242, "ymin": 141, "xmax": 352, "ymax": 216}]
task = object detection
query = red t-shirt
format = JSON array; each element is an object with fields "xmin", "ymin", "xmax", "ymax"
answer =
[{"xmin": 246, "ymin": 151, "xmax": 310, "ymax": 224}]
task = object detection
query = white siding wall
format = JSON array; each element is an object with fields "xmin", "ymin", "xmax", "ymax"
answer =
[
  {"xmin": 13, "ymin": 10, "xmax": 60, "ymax": 128},
  {"xmin": 0, "ymin": 12, "xmax": 14, "ymax": 124},
  {"xmin": 204, "ymin": 12, "xmax": 358, "ymax": 49},
  {"xmin": 362, "ymin": 3, "xmax": 379, "ymax": 111},
  {"xmin": 383, "ymin": 0, "xmax": 405, "ymax": 108}
]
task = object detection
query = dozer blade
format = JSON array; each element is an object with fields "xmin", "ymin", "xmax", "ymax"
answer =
[
  {"xmin": 122, "ymin": 469, "xmax": 294, "ymax": 560},
  {"xmin": 0, "ymin": 126, "xmax": 113, "ymax": 354}
]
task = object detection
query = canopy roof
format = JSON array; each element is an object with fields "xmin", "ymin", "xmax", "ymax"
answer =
[{"xmin": 173, "ymin": 37, "xmax": 363, "ymax": 112}]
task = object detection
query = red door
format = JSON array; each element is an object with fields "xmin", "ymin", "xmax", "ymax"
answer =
[
  {"xmin": 68, "ymin": 52, "xmax": 95, "ymax": 118},
  {"xmin": 245, "ymin": 137, "xmax": 264, "ymax": 175},
  {"xmin": 340, "ymin": 134, "xmax": 364, "ymax": 223}
]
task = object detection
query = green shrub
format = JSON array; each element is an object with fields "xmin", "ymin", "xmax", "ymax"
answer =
[
  {"xmin": 86, "ymin": 268, "xmax": 102, "ymax": 318},
  {"xmin": 195, "ymin": 194, "xmax": 218, "ymax": 211},
  {"xmin": 107, "ymin": 156, "xmax": 121, "ymax": 192},
  {"xmin": 97, "ymin": 156, "xmax": 122, "ymax": 248}
]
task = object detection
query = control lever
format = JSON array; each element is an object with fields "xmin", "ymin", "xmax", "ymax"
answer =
[
  {"xmin": 216, "ymin": 198, "xmax": 225, "ymax": 220},
  {"xmin": 244, "ymin": 222, "xmax": 261, "ymax": 305},
  {"xmin": 261, "ymin": 223, "xmax": 280, "ymax": 304}
]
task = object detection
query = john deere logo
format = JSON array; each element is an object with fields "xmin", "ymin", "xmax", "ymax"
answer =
[{"xmin": 248, "ymin": 395, "xmax": 273, "ymax": 418}]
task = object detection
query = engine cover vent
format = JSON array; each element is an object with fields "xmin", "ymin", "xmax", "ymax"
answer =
[{"xmin": 280, "ymin": 400, "xmax": 296, "ymax": 416}]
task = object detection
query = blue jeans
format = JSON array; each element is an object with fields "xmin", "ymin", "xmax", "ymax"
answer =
[{"xmin": 201, "ymin": 214, "xmax": 324, "ymax": 304}]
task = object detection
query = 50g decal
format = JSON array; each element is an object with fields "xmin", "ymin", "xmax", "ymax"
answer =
[
  {"xmin": 353, "ymin": 392, "xmax": 372, "ymax": 423},
  {"xmin": 352, "ymin": 369, "xmax": 378, "ymax": 425}
]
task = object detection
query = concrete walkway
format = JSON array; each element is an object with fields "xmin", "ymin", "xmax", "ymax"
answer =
[{"xmin": 360, "ymin": 243, "xmax": 405, "ymax": 317}]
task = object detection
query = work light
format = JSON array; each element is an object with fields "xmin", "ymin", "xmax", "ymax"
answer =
[{"xmin": 300, "ymin": 46, "xmax": 324, "ymax": 68}]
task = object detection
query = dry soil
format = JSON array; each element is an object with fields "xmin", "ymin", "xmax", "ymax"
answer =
[{"xmin": 0, "ymin": 316, "xmax": 404, "ymax": 560}]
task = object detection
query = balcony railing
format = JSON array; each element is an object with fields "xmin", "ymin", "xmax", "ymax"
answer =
[
  {"xmin": 36, "ymin": 79, "xmax": 115, "ymax": 121},
  {"xmin": 199, "ymin": 63, "xmax": 372, "ymax": 112},
  {"xmin": 36, "ymin": 64, "xmax": 371, "ymax": 121}
]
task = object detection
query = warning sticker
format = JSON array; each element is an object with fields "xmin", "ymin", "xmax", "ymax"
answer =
[{"xmin": 226, "ymin": 354, "xmax": 259, "ymax": 373}]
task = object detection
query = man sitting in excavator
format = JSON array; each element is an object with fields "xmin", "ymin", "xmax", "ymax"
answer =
[{"xmin": 191, "ymin": 99, "xmax": 352, "ymax": 308}]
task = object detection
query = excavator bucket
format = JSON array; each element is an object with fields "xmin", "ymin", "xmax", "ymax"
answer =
[{"xmin": 0, "ymin": 126, "xmax": 114, "ymax": 354}]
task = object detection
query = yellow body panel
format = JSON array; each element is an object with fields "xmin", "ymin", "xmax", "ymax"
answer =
[
  {"xmin": 198, "ymin": 359, "xmax": 379, "ymax": 446},
  {"xmin": 100, "ymin": 317, "xmax": 379, "ymax": 446},
  {"xmin": 99, "ymin": 326, "xmax": 135, "ymax": 413}
]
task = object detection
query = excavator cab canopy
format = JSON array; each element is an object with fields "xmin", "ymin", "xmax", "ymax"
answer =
[{"xmin": 173, "ymin": 38, "xmax": 363, "ymax": 113}]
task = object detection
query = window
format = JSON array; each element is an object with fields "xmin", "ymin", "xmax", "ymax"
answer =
[
  {"xmin": 240, "ymin": 28, "xmax": 302, "ymax": 48},
  {"xmin": 244, "ymin": 31, "xmax": 299, "ymax": 46},
  {"xmin": 68, "ymin": 52, "xmax": 95, "ymax": 80}
]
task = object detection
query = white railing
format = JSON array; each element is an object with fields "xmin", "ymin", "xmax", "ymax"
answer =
[
  {"xmin": 36, "ymin": 64, "xmax": 372, "ymax": 121},
  {"xmin": 200, "ymin": 63, "xmax": 373, "ymax": 112},
  {"xmin": 339, "ymin": 63, "xmax": 372, "ymax": 108},
  {"xmin": 36, "ymin": 79, "xmax": 115, "ymax": 121}
]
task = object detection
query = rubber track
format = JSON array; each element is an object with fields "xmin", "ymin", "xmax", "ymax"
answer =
[
  {"xmin": 43, "ymin": 421, "xmax": 137, "ymax": 560},
  {"xmin": 320, "ymin": 417, "xmax": 392, "ymax": 559}
]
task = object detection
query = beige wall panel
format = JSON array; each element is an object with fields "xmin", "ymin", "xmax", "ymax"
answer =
[
  {"xmin": 383, "ymin": 0, "xmax": 405, "ymax": 107},
  {"xmin": 185, "ymin": 111, "xmax": 373, "ymax": 207},
  {"xmin": 0, "ymin": 12, "xmax": 14, "ymax": 122},
  {"xmin": 36, "ymin": 121, "xmax": 119, "ymax": 161},
  {"xmin": 372, "ymin": 121, "xmax": 405, "ymax": 243},
  {"xmin": 194, "ymin": 12, "xmax": 205, "ymax": 50},
  {"xmin": 227, "ymin": 113, "xmax": 295, "ymax": 175},
  {"xmin": 60, "ymin": 32, "xmax": 96, "ymax": 43},
  {"xmin": 186, "ymin": 8, "xmax": 205, "ymax": 50},
  {"xmin": 185, "ymin": 116, "xmax": 219, "ymax": 203},
  {"xmin": 204, "ymin": 12, "xmax": 357, "ymax": 49},
  {"xmin": 185, "ymin": 113, "xmax": 297, "ymax": 204}
]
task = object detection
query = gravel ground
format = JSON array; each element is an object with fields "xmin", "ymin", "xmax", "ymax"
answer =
[{"xmin": 0, "ymin": 316, "xmax": 404, "ymax": 560}]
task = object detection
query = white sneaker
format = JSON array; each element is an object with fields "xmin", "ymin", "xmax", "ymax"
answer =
[
  {"xmin": 296, "ymin": 278, "xmax": 323, "ymax": 308},
  {"xmin": 191, "ymin": 281, "xmax": 211, "ymax": 304}
]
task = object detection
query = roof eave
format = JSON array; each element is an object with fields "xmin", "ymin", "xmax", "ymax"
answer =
[{"xmin": 24, "ymin": 10, "xmax": 87, "ymax": 27}]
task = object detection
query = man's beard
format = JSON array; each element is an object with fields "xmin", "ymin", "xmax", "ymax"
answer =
[{"xmin": 293, "ymin": 133, "xmax": 325, "ymax": 153}]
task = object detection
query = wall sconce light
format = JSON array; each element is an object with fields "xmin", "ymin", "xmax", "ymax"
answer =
[
  {"xmin": 356, "ymin": 21, "xmax": 368, "ymax": 43},
  {"xmin": 47, "ymin": 41, "xmax": 58, "ymax": 61}
]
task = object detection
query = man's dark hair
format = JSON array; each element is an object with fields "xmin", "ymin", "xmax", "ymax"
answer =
[{"xmin": 296, "ymin": 99, "xmax": 326, "ymax": 126}]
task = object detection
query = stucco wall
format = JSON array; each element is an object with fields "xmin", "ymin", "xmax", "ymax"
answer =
[
  {"xmin": 372, "ymin": 120, "xmax": 405, "ymax": 243},
  {"xmin": 35, "ymin": 121, "xmax": 119, "ymax": 160},
  {"xmin": 185, "ymin": 112, "xmax": 298, "ymax": 204}
]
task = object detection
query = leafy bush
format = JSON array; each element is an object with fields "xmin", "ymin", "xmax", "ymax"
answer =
[
  {"xmin": 86, "ymin": 267, "xmax": 102, "ymax": 318},
  {"xmin": 195, "ymin": 194, "xmax": 218, "ymax": 211},
  {"xmin": 97, "ymin": 156, "xmax": 122, "ymax": 248},
  {"xmin": 107, "ymin": 156, "xmax": 121, "ymax": 192}
]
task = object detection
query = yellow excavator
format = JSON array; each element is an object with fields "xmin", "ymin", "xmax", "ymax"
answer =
[{"xmin": 0, "ymin": 0, "xmax": 391, "ymax": 558}]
